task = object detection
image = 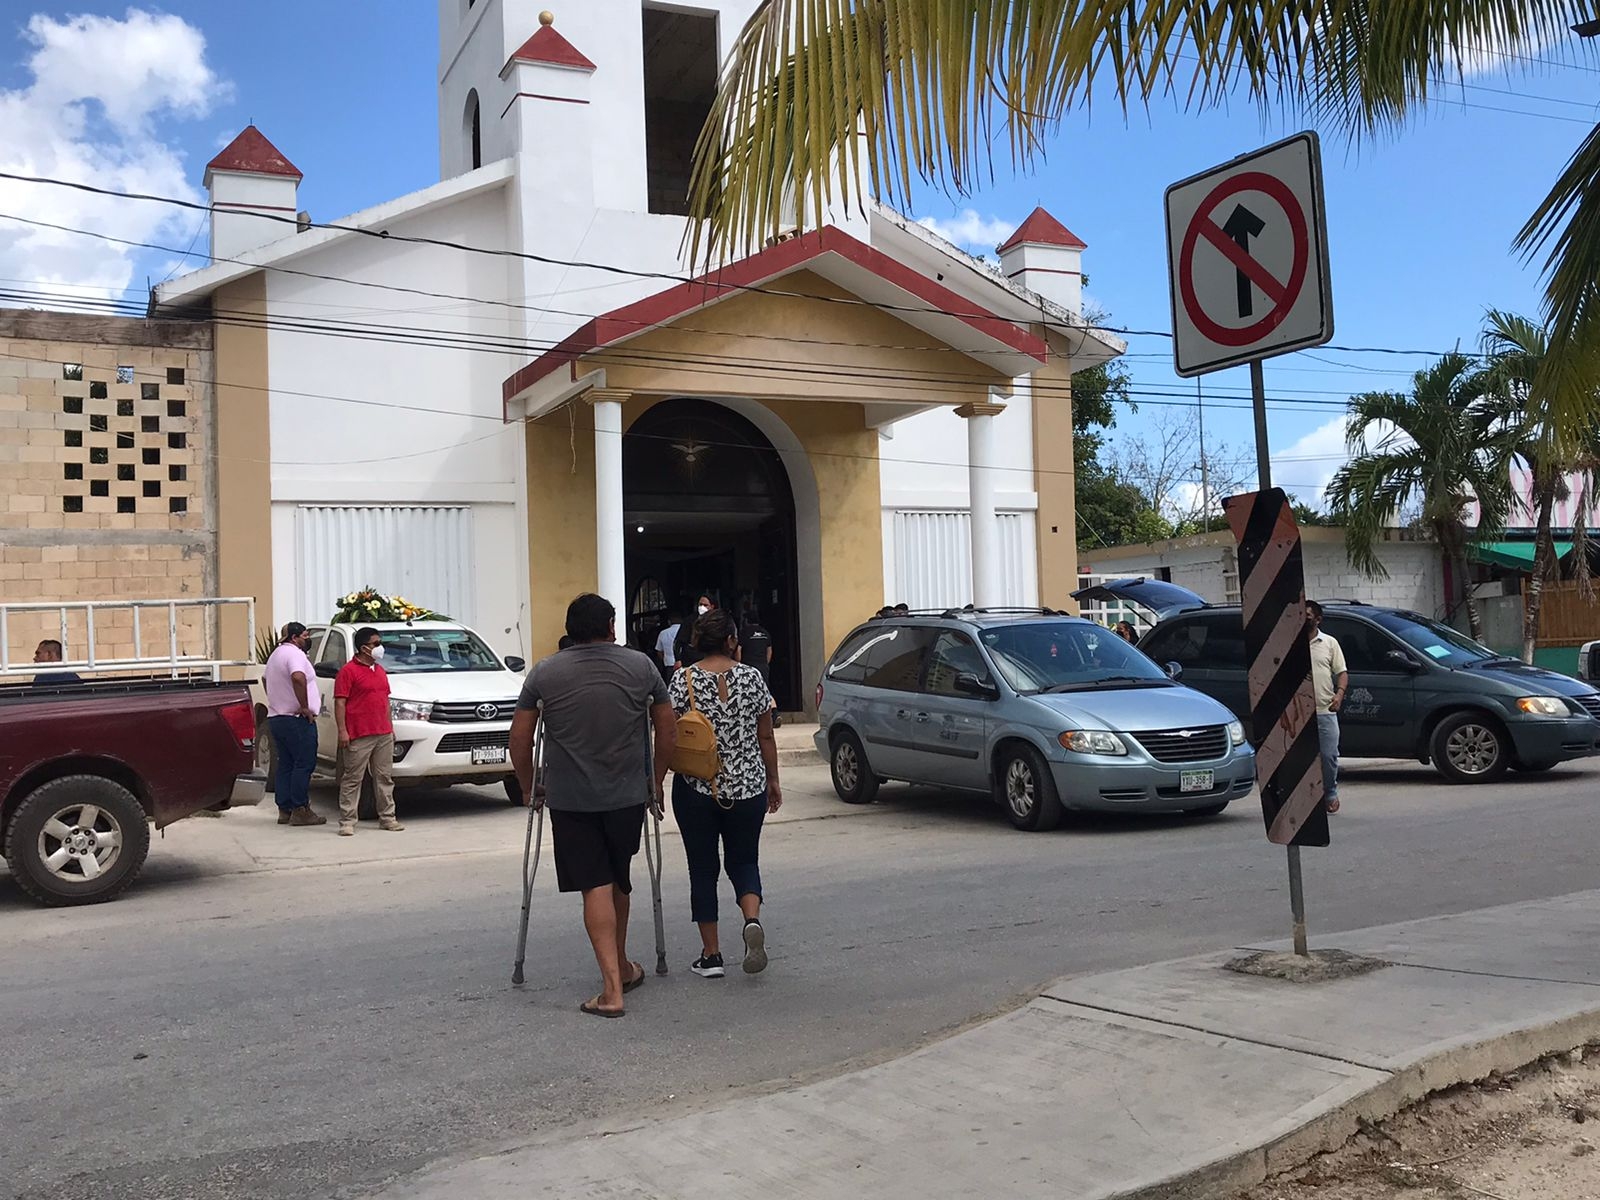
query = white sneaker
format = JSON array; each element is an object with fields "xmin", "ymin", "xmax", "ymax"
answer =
[
  {"xmin": 742, "ymin": 920, "xmax": 767, "ymax": 974},
  {"xmin": 338, "ymin": 822, "xmax": 355, "ymax": 837}
]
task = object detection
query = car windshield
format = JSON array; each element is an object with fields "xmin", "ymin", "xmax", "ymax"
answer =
[
  {"xmin": 978, "ymin": 621, "xmax": 1168, "ymax": 693},
  {"xmin": 1368, "ymin": 611, "xmax": 1497, "ymax": 668},
  {"xmin": 375, "ymin": 629, "xmax": 504, "ymax": 673}
]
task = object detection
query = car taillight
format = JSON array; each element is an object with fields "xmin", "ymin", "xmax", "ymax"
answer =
[
  {"xmin": 815, "ymin": 682, "xmax": 824, "ymax": 709},
  {"xmin": 221, "ymin": 700, "xmax": 256, "ymax": 751}
]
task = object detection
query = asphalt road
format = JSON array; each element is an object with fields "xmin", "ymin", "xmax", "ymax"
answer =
[{"xmin": 4, "ymin": 757, "xmax": 1599, "ymax": 1200}]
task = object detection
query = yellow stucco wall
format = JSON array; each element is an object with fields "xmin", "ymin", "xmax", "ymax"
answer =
[
  {"xmin": 1032, "ymin": 353, "xmax": 1079, "ymax": 613},
  {"xmin": 521, "ymin": 392, "xmax": 881, "ymax": 689},
  {"xmin": 213, "ymin": 274, "xmax": 272, "ymax": 653}
]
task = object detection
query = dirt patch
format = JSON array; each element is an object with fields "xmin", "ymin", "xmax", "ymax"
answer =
[
  {"xmin": 1226, "ymin": 949, "xmax": 1389, "ymax": 983},
  {"xmin": 1242, "ymin": 1046, "xmax": 1600, "ymax": 1199}
]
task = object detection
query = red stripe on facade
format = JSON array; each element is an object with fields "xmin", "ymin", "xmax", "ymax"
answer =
[
  {"xmin": 502, "ymin": 226, "xmax": 1047, "ymax": 405},
  {"xmin": 500, "ymin": 92, "xmax": 589, "ymax": 119}
]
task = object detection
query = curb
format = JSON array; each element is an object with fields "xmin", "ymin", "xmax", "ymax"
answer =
[{"xmin": 1119, "ymin": 1007, "xmax": 1600, "ymax": 1200}]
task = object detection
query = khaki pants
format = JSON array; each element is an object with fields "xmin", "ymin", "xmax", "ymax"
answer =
[{"xmin": 339, "ymin": 733, "xmax": 397, "ymax": 823}]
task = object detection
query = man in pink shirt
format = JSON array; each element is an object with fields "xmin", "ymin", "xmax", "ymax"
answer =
[{"xmin": 263, "ymin": 622, "xmax": 327, "ymax": 826}]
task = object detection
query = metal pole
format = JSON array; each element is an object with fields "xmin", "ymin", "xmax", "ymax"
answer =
[
  {"xmin": 1250, "ymin": 359, "xmax": 1309, "ymax": 958},
  {"xmin": 1197, "ymin": 377, "xmax": 1211, "ymax": 529}
]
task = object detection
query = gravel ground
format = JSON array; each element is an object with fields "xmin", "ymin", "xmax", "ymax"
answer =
[{"xmin": 1245, "ymin": 1047, "xmax": 1600, "ymax": 1199}]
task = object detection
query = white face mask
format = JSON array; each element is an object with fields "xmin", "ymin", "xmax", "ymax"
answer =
[
  {"xmin": 368, "ymin": 645, "xmax": 385, "ymax": 661},
  {"xmin": 697, "ymin": 604, "xmax": 710, "ymax": 616}
]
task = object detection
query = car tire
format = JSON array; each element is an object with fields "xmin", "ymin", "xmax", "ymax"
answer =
[
  {"xmin": 996, "ymin": 744, "xmax": 1064, "ymax": 832},
  {"xmin": 4, "ymin": 775, "xmax": 151, "ymax": 907},
  {"xmin": 829, "ymin": 730, "xmax": 878, "ymax": 805},
  {"xmin": 1183, "ymin": 802, "xmax": 1229, "ymax": 817},
  {"xmin": 1512, "ymin": 761, "xmax": 1557, "ymax": 773},
  {"xmin": 356, "ymin": 774, "xmax": 379, "ymax": 821},
  {"xmin": 504, "ymin": 776, "xmax": 526, "ymax": 805},
  {"xmin": 1430, "ymin": 711, "xmax": 1510, "ymax": 784}
]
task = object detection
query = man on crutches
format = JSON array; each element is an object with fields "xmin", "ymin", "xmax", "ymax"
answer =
[{"xmin": 509, "ymin": 594, "xmax": 676, "ymax": 1018}]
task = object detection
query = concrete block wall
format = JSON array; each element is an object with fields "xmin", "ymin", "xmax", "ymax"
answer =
[
  {"xmin": 1302, "ymin": 542, "xmax": 1444, "ymax": 617},
  {"xmin": 0, "ymin": 312, "xmax": 217, "ymax": 670}
]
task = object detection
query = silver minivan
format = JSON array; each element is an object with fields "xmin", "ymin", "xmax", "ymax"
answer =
[{"xmin": 813, "ymin": 610, "xmax": 1256, "ymax": 831}]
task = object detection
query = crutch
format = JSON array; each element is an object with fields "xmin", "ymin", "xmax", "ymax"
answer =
[
  {"xmin": 511, "ymin": 715, "xmax": 545, "ymax": 987},
  {"xmin": 644, "ymin": 739, "xmax": 669, "ymax": 975}
]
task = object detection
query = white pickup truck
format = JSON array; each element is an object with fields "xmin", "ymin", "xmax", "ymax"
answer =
[{"xmin": 257, "ymin": 621, "xmax": 528, "ymax": 817}]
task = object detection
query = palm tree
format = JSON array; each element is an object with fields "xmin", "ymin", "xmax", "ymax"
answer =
[
  {"xmin": 1323, "ymin": 354, "xmax": 1516, "ymax": 641},
  {"xmin": 1479, "ymin": 310, "xmax": 1567, "ymax": 662},
  {"xmin": 686, "ymin": 3, "xmax": 1600, "ymax": 423}
]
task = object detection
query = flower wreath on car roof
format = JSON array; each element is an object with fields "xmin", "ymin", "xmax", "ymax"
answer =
[{"xmin": 331, "ymin": 587, "xmax": 449, "ymax": 625}]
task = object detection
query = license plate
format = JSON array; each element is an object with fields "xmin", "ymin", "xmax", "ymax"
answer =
[
  {"xmin": 472, "ymin": 747, "xmax": 509, "ymax": 765},
  {"xmin": 1179, "ymin": 769, "xmax": 1214, "ymax": 793}
]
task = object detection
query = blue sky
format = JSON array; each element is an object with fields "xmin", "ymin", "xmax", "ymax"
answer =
[{"xmin": 3, "ymin": 5, "xmax": 1597, "ymax": 515}]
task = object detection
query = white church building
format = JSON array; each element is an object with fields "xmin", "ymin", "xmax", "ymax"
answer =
[{"xmin": 154, "ymin": 0, "xmax": 1122, "ymax": 710}]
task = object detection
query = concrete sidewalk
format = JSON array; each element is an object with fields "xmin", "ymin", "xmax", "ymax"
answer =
[{"xmin": 379, "ymin": 891, "xmax": 1600, "ymax": 1200}]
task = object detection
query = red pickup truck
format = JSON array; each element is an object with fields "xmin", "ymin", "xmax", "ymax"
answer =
[{"xmin": 0, "ymin": 677, "xmax": 264, "ymax": 906}]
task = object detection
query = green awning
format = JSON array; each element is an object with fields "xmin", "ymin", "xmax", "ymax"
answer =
[{"xmin": 1469, "ymin": 540, "xmax": 1574, "ymax": 570}]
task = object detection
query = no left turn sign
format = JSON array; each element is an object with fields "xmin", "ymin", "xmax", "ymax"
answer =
[{"xmin": 1166, "ymin": 132, "xmax": 1333, "ymax": 376}]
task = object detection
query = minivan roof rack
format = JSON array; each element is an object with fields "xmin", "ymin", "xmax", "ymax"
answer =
[
  {"xmin": 937, "ymin": 605, "xmax": 1068, "ymax": 619},
  {"xmin": 1317, "ymin": 599, "xmax": 1369, "ymax": 606}
]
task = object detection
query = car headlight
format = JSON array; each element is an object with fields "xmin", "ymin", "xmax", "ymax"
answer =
[
  {"xmin": 1516, "ymin": 695, "xmax": 1568, "ymax": 716},
  {"xmin": 1227, "ymin": 719, "xmax": 1246, "ymax": 746},
  {"xmin": 390, "ymin": 698, "xmax": 433, "ymax": 722},
  {"xmin": 1058, "ymin": 729, "xmax": 1128, "ymax": 756}
]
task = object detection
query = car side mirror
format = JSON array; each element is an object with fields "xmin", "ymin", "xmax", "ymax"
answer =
[
  {"xmin": 1384, "ymin": 650, "xmax": 1422, "ymax": 672},
  {"xmin": 315, "ymin": 663, "xmax": 339, "ymax": 679},
  {"xmin": 954, "ymin": 672, "xmax": 998, "ymax": 699},
  {"xmin": 504, "ymin": 656, "xmax": 527, "ymax": 673},
  {"xmin": 1164, "ymin": 661, "xmax": 1184, "ymax": 681}
]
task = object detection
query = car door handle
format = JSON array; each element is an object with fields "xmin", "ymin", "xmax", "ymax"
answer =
[
  {"xmin": 896, "ymin": 708, "xmax": 911, "ymax": 720},
  {"xmin": 915, "ymin": 712, "xmax": 930, "ymax": 723}
]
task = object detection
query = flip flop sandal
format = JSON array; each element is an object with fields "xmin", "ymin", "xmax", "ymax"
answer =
[
  {"xmin": 623, "ymin": 963, "xmax": 647, "ymax": 993},
  {"xmin": 579, "ymin": 1000, "xmax": 624, "ymax": 1018}
]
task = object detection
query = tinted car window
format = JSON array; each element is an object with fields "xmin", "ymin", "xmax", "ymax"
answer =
[
  {"xmin": 1321, "ymin": 616, "xmax": 1406, "ymax": 672},
  {"xmin": 862, "ymin": 626, "xmax": 937, "ymax": 692},
  {"xmin": 923, "ymin": 631, "xmax": 991, "ymax": 696},
  {"xmin": 317, "ymin": 630, "xmax": 348, "ymax": 670},
  {"xmin": 826, "ymin": 625, "xmax": 899, "ymax": 684},
  {"xmin": 1143, "ymin": 614, "xmax": 1244, "ymax": 667},
  {"xmin": 1369, "ymin": 611, "xmax": 1497, "ymax": 667},
  {"xmin": 979, "ymin": 621, "xmax": 1167, "ymax": 692}
]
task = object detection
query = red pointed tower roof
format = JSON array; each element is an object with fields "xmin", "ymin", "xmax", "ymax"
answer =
[
  {"xmin": 506, "ymin": 11, "xmax": 596, "ymax": 72},
  {"xmin": 205, "ymin": 126, "xmax": 302, "ymax": 182},
  {"xmin": 996, "ymin": 207, "xmax": 1086, "ymax": 254}
]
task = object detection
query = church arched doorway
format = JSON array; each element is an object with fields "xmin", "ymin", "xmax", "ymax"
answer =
[{"xmin": 623, "ymin": 398, "xmax": 802, "ymax": 711}]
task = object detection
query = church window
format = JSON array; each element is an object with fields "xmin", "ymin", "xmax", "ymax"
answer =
[
  {"xmin": 466, "ymin": 89, "xmax": 482, "ymax": 170},
  {"xmin": 642, "ymin": 6, "xmax": 718, "ymax": 217}
]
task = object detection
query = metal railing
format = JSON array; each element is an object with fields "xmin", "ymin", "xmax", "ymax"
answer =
[{"xmin": 0, "ymin": 597, "xmax": 257, "ymax": 681}]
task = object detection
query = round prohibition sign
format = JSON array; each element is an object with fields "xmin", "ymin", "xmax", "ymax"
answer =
[{"xmin": 1179, "ymin": 170, "xmax": 1309, "ymax": 348}]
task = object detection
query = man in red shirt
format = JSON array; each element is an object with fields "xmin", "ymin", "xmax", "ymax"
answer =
[{"xmin": 333, "ymin": 626, "xmax": 404, "ymax": 836}]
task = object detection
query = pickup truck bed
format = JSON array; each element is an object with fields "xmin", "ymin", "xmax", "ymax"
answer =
[{"xmin": 0, "ymin": 676, "xmax": 263, "ymax": 906}]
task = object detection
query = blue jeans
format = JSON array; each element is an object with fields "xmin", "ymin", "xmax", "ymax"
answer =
[
  {"xmin": 1316, "ymin": 712, "xmax": 1340, "ymax": 801},
  {"xmin": 671, "ymin": 773, "xmax": 766, "ymax": 925},
  {"xmin": 269, "ymin": 716, "xmax": 318, "ymax": 811}
]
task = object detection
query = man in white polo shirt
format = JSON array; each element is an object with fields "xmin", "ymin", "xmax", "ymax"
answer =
[{"xmin": 1306, "ymin": 601, "xmax": 1349, "ymax": 814}]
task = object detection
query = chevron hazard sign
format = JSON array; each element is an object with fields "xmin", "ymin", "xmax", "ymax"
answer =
[{"xmin": 1224, "ymin": 487, "xmax": 1329, "ymax": 847}]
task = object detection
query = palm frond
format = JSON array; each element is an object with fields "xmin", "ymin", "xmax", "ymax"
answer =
[{"xmin": 689, "ymin": 1, "xmax": 1597, "ymax": 260}]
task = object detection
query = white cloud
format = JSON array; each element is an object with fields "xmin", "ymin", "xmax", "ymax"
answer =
[
  {"xmin": 0, "ymin": 10, "xmax": 227, "ymax": 304},
  {"xmin": 916, "ymin": 209, "xmax": 1017, "ymax": 254},
  {"xmin": 1276, "ymin": 414, "xmax": 1401, "ymax": 510}
]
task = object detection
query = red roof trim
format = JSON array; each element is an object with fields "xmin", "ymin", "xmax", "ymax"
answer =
[
  {"xmin": 996, "ymin": 207, "xmax": 1086, "ymax": 253},
  {"xmin": 206, "ymin": 126, "xmax": 302, "ymax": 181},
  {"xmin": 506, "ymin": 25, "xmax": 596, "ymax": 72},
  {"xmin": 502, "ymin": 226, "xmax": 1047, "ymax": 407}
]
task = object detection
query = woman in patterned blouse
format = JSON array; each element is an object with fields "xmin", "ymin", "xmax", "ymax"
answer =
[{"xmin": 668, "ymin": 609, "xmax": 784, "ymax": 978}]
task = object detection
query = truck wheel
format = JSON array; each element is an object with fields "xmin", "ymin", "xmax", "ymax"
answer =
[
  {"xmin": 1430, "ymin": 712, "xmax": 1509, "ymax": 784},
  {"xmin": 996, "ymin": 744, "xmax": 1064, "ymax": 832},
  {"xmin": 829, "ymin": 730, "xmax": 879, "ymax": 805},
  {"xmin": 4, "ymin": 776, "xmax": 151, "ymax": 906}
]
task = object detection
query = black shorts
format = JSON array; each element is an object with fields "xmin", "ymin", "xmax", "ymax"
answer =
[{"xmin": 549, "ymin": 804, "xmax": 647, "ymax": 894}]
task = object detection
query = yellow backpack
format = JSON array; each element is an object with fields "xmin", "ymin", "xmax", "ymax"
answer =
[{"xmin": 670, "ymin": 668, "xmax": 724, "ymax": 790}]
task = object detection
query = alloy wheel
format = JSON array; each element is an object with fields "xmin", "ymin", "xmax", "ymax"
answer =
[
  {"xmin": 37, "ymin": 803, "xmax": 124, "ymax": 883},
  {"xmin": 1445, "ymin": 723, "xmax": 1500, "ymax": 776}
]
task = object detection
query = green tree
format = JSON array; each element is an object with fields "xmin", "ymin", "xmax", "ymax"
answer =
[
  {"xmin": 1324, "ymin": 355, "xmax": 1516, "ymax": 640},
  {"xmin": 1292, "ymin": 501, "xmax": 1337, "ymax": 528},
  {"xmin": 686, "ymin": 3, "xmax": 1600, "ymax": 431}
]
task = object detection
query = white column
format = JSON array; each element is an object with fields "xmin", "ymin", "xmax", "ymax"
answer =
[
  {"xmin": 960, "ymin": 401, "xmax": 1007, "ymax": 609},
  {"xmin": 590, "ymin": 390, "xmax": 627, "ymax": 642}
]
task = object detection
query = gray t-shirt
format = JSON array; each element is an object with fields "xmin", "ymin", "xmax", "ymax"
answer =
[{"xmin": 517, "ymin": 642, "xmax": 669, "ymax": 813}]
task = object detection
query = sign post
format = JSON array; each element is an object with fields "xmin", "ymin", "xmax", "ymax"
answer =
[{"xmin": 1167, "ymin": 132, "xmax": 1335, "ymax": 956}]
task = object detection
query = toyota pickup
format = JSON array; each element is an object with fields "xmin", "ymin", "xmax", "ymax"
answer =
[{"xmin": 0, "ymin": 677, "xmax": 264, "ymax": 906}]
